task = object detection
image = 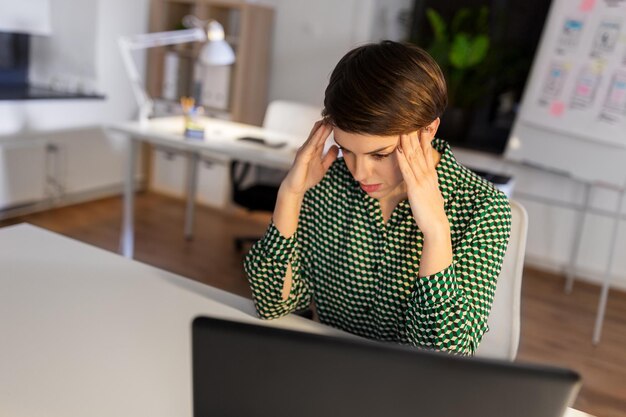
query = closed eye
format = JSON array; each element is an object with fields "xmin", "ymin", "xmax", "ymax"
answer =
[
  {"xmin": 337, "ymin": 146, "xmax": 391, "ymax": 160},
  {"xmin": 371, "ymin": 153, "xmax": 391, "ymax": 161}
]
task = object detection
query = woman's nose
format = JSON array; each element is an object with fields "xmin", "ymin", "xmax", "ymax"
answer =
[{"xmin": 353, "ymin": 157, "xmax": 370, "ymax": 182}]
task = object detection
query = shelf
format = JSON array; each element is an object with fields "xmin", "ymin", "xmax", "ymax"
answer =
[
  {"xmin": 147, "ymin": 0, "xmax": 273, "ymax": 125},
  {"xmin": 0, "ymin": 84, "xmax": 105, "ymax": 101}
]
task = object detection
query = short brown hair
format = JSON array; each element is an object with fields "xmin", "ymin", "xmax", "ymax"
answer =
[{"xmin": 322, "ymin": 41, "xmax": 447, "ymax": 135}]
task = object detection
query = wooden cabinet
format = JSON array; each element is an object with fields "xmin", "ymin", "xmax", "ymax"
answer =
[{"xmin": 146, "ymin": 0, "xmax": 274, "ymax": 126}]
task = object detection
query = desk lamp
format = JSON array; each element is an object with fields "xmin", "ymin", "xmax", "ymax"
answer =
[{"xmin": 119, "ymin": 15, "xmax": 235, "ymax": 125}]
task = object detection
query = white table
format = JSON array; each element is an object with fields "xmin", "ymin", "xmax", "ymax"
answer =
[
  {"xmin": 107, "ymin": 116, "xmax": 300, "ymax": 258},
  {"xmin": 0, "ymin": 224, "xmax": 347, "ymax": 417},
  {"xmin": 0, "ymin": 224, "xmax": 594, "ymax": 417}
]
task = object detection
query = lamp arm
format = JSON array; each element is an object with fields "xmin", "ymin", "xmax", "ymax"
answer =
[
  {"xmin": 118, "ymin": 28, "xmax": 207, "ymax": 124},
  {"xmin": 122, "ymin": 28, "xmax": 206, "ymax": 49},
  {"xmin": 118, "ymin": 37, "xmax": 153, "ymax": 124}
]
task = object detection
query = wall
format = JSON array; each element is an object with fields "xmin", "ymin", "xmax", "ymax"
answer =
[
  {"xmin": 29, "ymin": 0, "xmax": 98, "ymax": 93},
  {"xmin": 262, "ymin": 0, "xmax": 412, "ymax": 107}
]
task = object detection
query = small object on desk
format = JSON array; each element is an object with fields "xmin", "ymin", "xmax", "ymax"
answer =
[
  {"xmin": 181, "ymin": 96, "xmax": 194, "ymax": 114},
  {"xmin": 237, "ymin": 136, "xmax": 286, "ymax": 148},
  {"xmin": 181, "ymin": 96, "xmax": 205, "ymax": 140}
]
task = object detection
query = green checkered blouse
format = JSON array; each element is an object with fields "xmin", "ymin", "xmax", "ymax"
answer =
[{"xmin": 244, "ymin": 138, "xmax": 511, "ymax": 355}]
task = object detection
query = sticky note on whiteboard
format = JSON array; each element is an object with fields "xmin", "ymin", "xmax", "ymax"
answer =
[
  {"xmin": 550, "ymin": 101, "xmax": 566, "ymax": 116},
  {"xmin": 579, "ymin": 0, "xmax": 596, "ymax": 12}
]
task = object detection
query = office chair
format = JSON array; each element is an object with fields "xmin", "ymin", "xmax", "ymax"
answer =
[
  {"xmin": 475, "ymin": 199, "xmax": 528, "ymax": 361},
  {"xmin": 232, "ymin": 100, "xmax": 321, "ymax": 252}
]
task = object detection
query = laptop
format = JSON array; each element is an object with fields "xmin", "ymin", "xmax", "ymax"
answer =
[{"xmin": 192, "ymin": 316, "xmax": 580, "ymax": 417}]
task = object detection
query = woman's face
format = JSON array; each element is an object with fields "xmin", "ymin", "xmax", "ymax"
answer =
[{"xmin": 332, "ymin": 127, "xmax": 405, "ymax": 202}]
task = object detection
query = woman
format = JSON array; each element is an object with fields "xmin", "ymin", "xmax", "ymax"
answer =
[{"xmin": 244, "ymin": 41, "xmax": 511, "ymax": 355}]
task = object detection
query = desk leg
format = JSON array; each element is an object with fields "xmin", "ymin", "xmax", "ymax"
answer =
[
  {"xmin": 120, "ymin": 138, "xmax": 138, "ymax": 258},
  {"xmin": 184, "ymin": 152, "xmax": 200, "ymax": 240},
  {"xmin": 565, "ymin": 182, "xmax": 591, "ymax": 294},
  {"xmin": 592, "ymin": 187, "xmax": 625, "ymax": 344}
]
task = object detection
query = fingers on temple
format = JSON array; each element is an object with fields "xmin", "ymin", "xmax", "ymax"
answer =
[
  {"xmin": 302, "ymin": 120, "xmax": 324, "ymax": 148},
  {"xmin": 396, "ymin": 145, "xmax": 417, "ymax": 187},
  {"xmin": 419, "ymin": 130, "xmax": 434, "ymax": 171},
  {"xmin": 402, "ymin": 133, "xmax": 426, "ymax": 175},
  {"xmin": 300, "ymin": 121, "xmax": 328, "ymax": 156},
  {"xmin": 315, "ymin": 123, "xmax": 332, "ymax": 149}
]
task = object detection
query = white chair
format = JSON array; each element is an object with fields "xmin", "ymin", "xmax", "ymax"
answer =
[
  {"xmin": 475, "ymin": 199, "xmax": 528, "ymax": 361},
  {"xmin": 254, "ymin": 100, "xmax": 322, "ymax": 185},
  {"xmin": 263, "ymin": 100, "xmax": 322, "ymax": 142},
  {"xmin": 231, "ymin": 100, "xmax": 321, "ymax": 250}
]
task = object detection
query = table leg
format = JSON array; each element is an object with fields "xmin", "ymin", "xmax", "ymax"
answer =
[
  {"xmin": 592, "ymin": 186, "xmax": 625, "ymax": 344},
  {"xmin": 120, "ymin": 138, "xmax": 138, "ymax": 259},
  {"xmin": 184, "ymin": 152, "xmax": 200, "ymax": 240},
  {"xmin": 565, "ymin": 182, "xmax": 591, "ymax": 293}
]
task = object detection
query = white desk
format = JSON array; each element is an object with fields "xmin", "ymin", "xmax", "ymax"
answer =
[
  {"xmin": 0, "ymin": 224, "xmax": 347, "ymax": 417},
  {"xmin": 107, "ymin": 116, "xmax": 300, "ymax": 258},
  {"xmin": 0, "ymin": 224, "xmax": 594, "ymax": 417}
]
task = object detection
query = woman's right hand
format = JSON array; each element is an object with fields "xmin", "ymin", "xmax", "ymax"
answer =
[{"xmin": 280, "ymin": 120, "xmax": 339, "ymax": 196}]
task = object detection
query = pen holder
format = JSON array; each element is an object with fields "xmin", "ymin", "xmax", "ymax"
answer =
[{"xmin": 183, "ymin": 105, "xmax": 205, "ymax": 140}]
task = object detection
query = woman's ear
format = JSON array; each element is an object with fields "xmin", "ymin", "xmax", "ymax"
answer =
[
  {"xmin": 424, "ymin": 118, "xmax": 440, "ymax": 139},
  {"xmin": 418, "ymin": 118, "xmax": 440, "ymax": 143}
]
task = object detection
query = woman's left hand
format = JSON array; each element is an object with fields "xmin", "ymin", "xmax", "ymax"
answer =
[{"xmin": 395, "ymin": 131, "xmax": 449, "ymax": 238}]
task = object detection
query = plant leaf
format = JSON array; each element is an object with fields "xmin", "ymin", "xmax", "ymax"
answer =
[
  {"xmin": 466, "ymin": 35, "xmax": 490, "ymax": 67},
  {"xmin": 449, "ymin": 33, "xmax": 471, "ymax": 69},
  {"xmin": 451, "ymin": 8, "xmax": 471, "ymax": 34},
  {"xmin": 426, "ymin": 8, "xmax": 447, "ymax": 41},
  {"xmin": 449, "ymin": 33, "xmax": 489, "ymax": 69}
]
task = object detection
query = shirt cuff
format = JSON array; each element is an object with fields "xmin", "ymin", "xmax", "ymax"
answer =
[
  {"xmin": 413, "ymin": 263, "xmax": 459, "ymax": 306},
  {"xmin": 259, "ymin": 220, "xmax": 298, "ymax": 264}
]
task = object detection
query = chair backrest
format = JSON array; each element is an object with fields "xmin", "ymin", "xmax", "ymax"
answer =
[
  {"xmin": 263, "ymin": 100, "xmax": 322, "ymax": 147},
  {"xmin": 475, "ymin": 199, "xmax": 528, "ymax": 361}
]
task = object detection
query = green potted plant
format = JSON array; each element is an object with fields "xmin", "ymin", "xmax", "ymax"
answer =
[{"xmin": 422, "ymin": 6, "xmax": 491, "ymax": 142}]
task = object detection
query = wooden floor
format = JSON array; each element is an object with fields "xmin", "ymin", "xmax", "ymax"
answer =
[{"xmin": 3, "ymin": 192, "xmax": 626, "ymax": 417}]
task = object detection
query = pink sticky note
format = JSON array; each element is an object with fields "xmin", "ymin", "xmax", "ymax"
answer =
[
  {"xmin": 550, "ymin": 101, "xmax": 566, "ymax": 116},
  {"xmin": 579, "ymin": 0, "xmax": 596, "ymax": 12},
  {"xmin": 577, "ymin": 85, "xmax": 590, "ymax": 95}
]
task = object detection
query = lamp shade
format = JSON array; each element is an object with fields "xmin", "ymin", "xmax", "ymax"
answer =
[{"xmin": 199, "ymin": 40, "xmax": 235, "ymax": 66}]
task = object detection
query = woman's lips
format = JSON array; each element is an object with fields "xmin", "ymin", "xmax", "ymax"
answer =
[{"xmin": 360, "ymin": 183, "xmax": 382, "ymax": 193}]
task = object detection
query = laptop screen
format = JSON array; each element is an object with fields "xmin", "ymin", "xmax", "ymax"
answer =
[{"xmin": 192, "ymin": 316, "xmax": 580, "ymax": 417}]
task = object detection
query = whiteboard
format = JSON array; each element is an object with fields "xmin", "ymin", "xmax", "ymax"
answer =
[{"xmin": 506, "ymin": 0, "xmax": 626, "ymax": 187}]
